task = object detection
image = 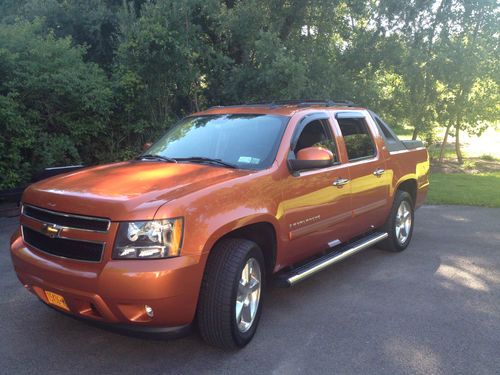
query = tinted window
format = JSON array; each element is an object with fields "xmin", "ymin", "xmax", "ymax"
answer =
[
  {"xmin": 374, "ymin": 116, "xmax": 396, "ymax": 141},
  {"xmin": 146, "ymin": 114, "xmax": 288, "ymax": 170},
  {"xmin": 294, "ymin": 120, "xmax": 338, "ymax": 162},
  {"xmin": 370, "ymin": 112, "xmax": 407, "ymax": 152},
  {"xmin": 338, "ymin": 118, "xmax": 376, "ymax": 160}
]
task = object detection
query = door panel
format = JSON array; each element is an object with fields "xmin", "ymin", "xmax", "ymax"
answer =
[
  {"xmin": 335, "ymin": 113, "xmax": 391, "ymax": 236},
  {"xmin": 279, "ymin": 117, "xmax": 353, "ymax": 265},
  {"xmin": 280, "ymin": 165, "xmax": 352, "ymax": 265},
  {"xmin": 348, "ymin": 158, "xmax": 390, "ymax": 232}
]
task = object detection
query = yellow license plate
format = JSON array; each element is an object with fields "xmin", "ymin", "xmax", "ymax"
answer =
[{"xmin": 45, "ymin": 291, "xmax": 69, "ymax": 311}]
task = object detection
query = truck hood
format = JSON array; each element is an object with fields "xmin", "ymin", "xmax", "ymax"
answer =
[{"xmin": 22, "ymin": 161, "xmax": 251, "ymax": 221}]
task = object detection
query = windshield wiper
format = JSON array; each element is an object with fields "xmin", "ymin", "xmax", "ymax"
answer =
[
  {"xmin": 175, "ymin": 156, "xmax": 237, "ymax": 169},
  {"xmin": 137, "ymin": 154, "xmax": 178, "ymax": 163}
]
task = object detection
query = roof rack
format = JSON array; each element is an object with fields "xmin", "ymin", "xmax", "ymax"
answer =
[
  {"xmin": 208, "ymin": 99, "xmax": 356, "ymax": 110},
  {"xmin": 267, "ymin": 99, "xmax": 356, "ymax": 108}
]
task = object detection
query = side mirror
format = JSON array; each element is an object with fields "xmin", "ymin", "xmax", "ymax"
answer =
[
  {"xmin": 288, "ymin": 147, "xmax": 334, "ymax": 172},
  {"xmin": 143, "ymin": 142, "xmax": 152, "ymax": 151}
]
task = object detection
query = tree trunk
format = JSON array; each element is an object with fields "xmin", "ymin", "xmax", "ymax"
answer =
[
  {"xmin": 193, "ymin": 90, "xmax": 200, "ymax": 112},
  {"xmin": 438, "ymin": 122, "xmax": 452, "ymax": 164},
  {"xmin": 455, "ymin": 124, "xmax": 463, "ymax": 164},
  {"xmin": 412, "ymin": 127, "xmax": 419, "ymax": 140}
]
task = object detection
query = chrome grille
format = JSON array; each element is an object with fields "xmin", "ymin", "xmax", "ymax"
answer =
[
  {"xmin": 22, "ymin": 204, "xmax": 110, "ymax": 232},
  {"xmin": 22, "ymin": 226, "xmax": 104, "ymax": 262}
]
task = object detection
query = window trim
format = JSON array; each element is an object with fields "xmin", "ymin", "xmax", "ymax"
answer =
[
  {"xmin": 335, "ymin": 111, "xmax": 366, "ymax": 120},
  {"xmin": 290, "ymin": 112, "xmax": 330, "ymax": 151}
]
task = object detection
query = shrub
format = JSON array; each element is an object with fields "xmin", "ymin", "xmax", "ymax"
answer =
[{"xmin": 0, "ymin": 20, "xmax": 112, "ymax": 189}]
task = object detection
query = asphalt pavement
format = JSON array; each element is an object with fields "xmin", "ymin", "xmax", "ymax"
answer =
[{"xmin": 1, "ymin": 205, "xmax": 499, "ymax": 374}]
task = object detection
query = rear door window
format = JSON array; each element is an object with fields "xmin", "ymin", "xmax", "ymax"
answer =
[{"xmin": 337, "ymin": 118, "xmax": 376, "ymax": 161}]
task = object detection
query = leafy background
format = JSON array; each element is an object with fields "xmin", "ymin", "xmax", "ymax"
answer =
[{"xmin": 0, "ymin": 0, "xmax": 498, "ymax": 190}]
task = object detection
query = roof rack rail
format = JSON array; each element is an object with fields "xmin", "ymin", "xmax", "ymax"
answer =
[
  {"xmin": 266, "ymin": 99, "xmax": 356, "ymax": 108},
  {"xmin": 208, "ymin": 99, "xmax": 356, "ymax": 110}
]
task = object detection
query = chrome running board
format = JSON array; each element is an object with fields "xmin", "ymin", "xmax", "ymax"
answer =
[{"xmin": 277, "ymin": 232, "xmax": 388, "ymax": 287}]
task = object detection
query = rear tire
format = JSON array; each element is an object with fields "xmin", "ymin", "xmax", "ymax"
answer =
[
  {"xmin": 378, "ymin": 190, "xmax": 414, "ymax": 252},
  {"xmin": 197, "ymin": 238, "xmax": 265, "ymax": 349}
]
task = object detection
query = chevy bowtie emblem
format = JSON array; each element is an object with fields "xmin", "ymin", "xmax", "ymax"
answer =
[{"xmin": 41, "ymin": 223, "xmax": 62, "ymax": 238}]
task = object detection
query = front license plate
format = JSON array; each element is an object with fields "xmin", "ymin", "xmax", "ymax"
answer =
[{"xmin": 44, "ymin": 291, "xmax": 69, "ymax": 311}]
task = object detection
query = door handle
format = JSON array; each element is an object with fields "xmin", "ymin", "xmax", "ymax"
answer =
[
  {"xmin": 333, "ymin": 178, "xmax": 350, "ymax": 187},
  {"xmin": 373, "ymin": 168, "xmax": 385, "ymax": 177}
]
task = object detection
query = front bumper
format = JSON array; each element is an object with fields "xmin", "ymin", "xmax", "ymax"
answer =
[
  {"xmin": 45, "ymin": 302, "xmax": 192, "ymax": 339},
  {"xmin": 10, "ymin": 229, "xmax": 207, "ymax": 329}
]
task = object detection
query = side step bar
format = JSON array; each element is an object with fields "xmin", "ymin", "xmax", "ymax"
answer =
[{"xmin": 277, "ymin": 231, "xmax": 388, "ymax": 287}]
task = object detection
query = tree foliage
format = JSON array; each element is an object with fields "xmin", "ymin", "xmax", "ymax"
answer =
[
  {"xmin": 0, "ymin": 0, "xmax": 498, "ymax": 189},
  {"xmin": 0, "ymin": 20, "xmax": 112, "ymax": 188}
]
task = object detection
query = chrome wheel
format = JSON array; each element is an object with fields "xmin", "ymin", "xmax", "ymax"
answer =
[
  {"xmin": 395, "ymin": 200, "xmax": 412, "ymax": 245},
  {"xmin": 235, "ymin": 257, "xmax": 261, "ymax": 333}
]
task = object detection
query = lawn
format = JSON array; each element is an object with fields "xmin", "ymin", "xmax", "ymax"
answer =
[
  {"xmin": 427, "ymin": 172, "xmax": 500, "ymax": 208},
  {"xmin": 393, "ymin": 126, "xmax": 500, "ymax": 207},
  {"xmin": 393, "ymin": 127, "xmax": 415, "ymax": 140}
]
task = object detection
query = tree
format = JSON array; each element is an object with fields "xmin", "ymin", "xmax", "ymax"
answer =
[
  {"xmin": 0, "ymin": 20, "xmax": 112, "ymax": 189},
  {"xmin": 1, "ymin": 0, "xmax": 499, "ymax": 188},
  {"xmin": 114, "ymin": 0, "xmax": 224, "ymax": 123},
  {"xmin": 433, "ymin": 0, "xmax": 499, "ymax": 164}
]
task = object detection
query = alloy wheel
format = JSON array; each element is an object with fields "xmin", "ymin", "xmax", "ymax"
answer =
[{"xmin": 235, "ymin": 257, "xmax": 261, "ymax": 333}]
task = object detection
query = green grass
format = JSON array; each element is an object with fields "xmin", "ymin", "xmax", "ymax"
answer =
[
  {"xmin": 480, "ymin": 154, "xmax": 500, "ymax": 162},
  {"xmin": 393, "ymin": 128, "xmax": 415, "ymax": 140},
  {"xmin": 427, "ymin": 144, "xmax": 458, "ymax": 161},
  {"xmin": 427, "ymin": 172, "xmax": 500, "ymax": 208}
]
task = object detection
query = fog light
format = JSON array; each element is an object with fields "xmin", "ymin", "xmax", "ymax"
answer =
[{"xmin": 145, "ymin": 305, "xmax": 154, "ymax": 318}]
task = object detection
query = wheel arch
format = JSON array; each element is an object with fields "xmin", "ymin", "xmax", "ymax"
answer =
[
  {"xmin": 395, "ymin": 178, "xmax": 417, "ymax": 207},
  {"xmin": 203, "ymin": 217, "xmax": 278, "ymax": 276}
]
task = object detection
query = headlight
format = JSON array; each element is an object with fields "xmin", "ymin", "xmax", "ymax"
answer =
[{"xmin": 113, "ymin": 218, "xmax": 183, "ymax": 259}]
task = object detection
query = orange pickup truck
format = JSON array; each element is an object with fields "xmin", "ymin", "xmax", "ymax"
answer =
[{"xmin": 10, "ymin": 100, "xmax": 429, "ymax": 349}]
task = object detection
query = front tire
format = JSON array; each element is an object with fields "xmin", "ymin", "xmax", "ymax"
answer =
[
  {"xmin": 378, "ymin": 190, "xmax": 414, "ymax": 252},
  {"xmin": 197, "ymin": 238, "xmax": 265, "ymax": 349}
]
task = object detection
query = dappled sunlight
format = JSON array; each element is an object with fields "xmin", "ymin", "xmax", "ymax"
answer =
[
  {"xmin": 445, "ymin": 256, "xmax": 500, "ymax": 284},
  {"xmin": 383, "ymin": 338, "xmax": 442, "ymax": 374},
  {"xmin": 435, "ymin": 255, "xmax": 500, "ymax": 292},
  {"xmin": 436, "ymin": 264, "xmax": 489, "ymax": 291},
  {"xmin": 441, "ymin": 214, "xmax": 471, "ymax": 223}
]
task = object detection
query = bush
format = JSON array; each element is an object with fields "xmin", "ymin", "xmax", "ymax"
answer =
[{"xmin": 0, "ymin": 20, "xmax": 112, "ymax": 189}]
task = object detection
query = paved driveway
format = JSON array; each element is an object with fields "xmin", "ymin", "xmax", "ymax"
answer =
[{"xmin": 1, "ymin": 206, "xmax": 499, "ymax": 374}]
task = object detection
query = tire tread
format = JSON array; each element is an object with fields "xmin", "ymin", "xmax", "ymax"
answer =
[{"xmin": 197, "ymin": 238, "xmax": 262, "ymax": 349}]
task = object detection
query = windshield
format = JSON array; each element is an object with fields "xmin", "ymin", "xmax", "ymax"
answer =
[{"xmin": 144, "ymin": 114, "xmax": 288, "ymax": 170}]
